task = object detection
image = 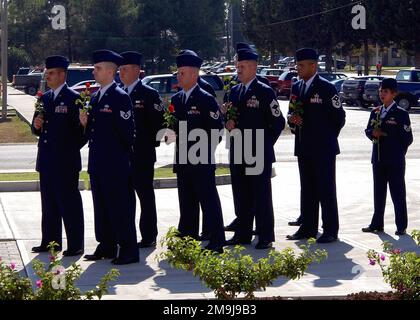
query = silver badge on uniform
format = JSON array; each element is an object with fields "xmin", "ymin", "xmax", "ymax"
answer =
[
  {"xmin": 404, "ymin": 124, "xmax": 412, "ymax": 132},
  {"xmin": 270, "ymin": 99, "xmax": 281, "ymax": 117},
  {"xmin": 154, "ymin": 103, "xmax": 163, "ymax": 111},
  {"xmin": 120, "ymin": 110, "xmax": 132, "ymax": 120},
  {"xmin": 331, "ymin": 95, "xmax": 341, "ymax": 108},
  {"xmin": 210, "ymin": 110, "xmax": 220, "ymax": 120}
]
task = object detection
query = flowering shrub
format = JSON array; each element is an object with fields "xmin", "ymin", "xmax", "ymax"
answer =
[
  {"xmin": 367, "ymin": 230, "xmax": 419, "ymax": 300},
  {"xmin": 159, "ymin": 227, "xmax": 327, "ymax": 300},
  {"xmin": 0, "ymin": 242, "xmax": 119, "ymax": 300}
]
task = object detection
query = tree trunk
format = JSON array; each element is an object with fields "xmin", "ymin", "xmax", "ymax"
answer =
[
  {"xmin": 415, "ymin": 51, "xmax": 420, "ymax": 69},
  {"xmin": 325, "ymin": 45, "xmax": 333, "ymax": 72},
  {"xmin": 270, "ymin": 41, "xmax": 275, "ymax": 67},
  {"xmin": 364, "ymin": 38, "xmax": 370, "ymax": 75}
]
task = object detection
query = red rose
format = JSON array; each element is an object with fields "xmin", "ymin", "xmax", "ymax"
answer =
[
  {"xmin": 86, "ymin": 82, "xmax": 91, "ymax": 89},
  {"xmin": 290, "ymin": 94, "xmax": 298, "ymax": 102},
  {"xmin": 36, "ymin": 91, "xmax": 43, "ymax": 98},
  {"xmin": 169, "ymin": 104, "xmax": 175, "ymax": 113}
]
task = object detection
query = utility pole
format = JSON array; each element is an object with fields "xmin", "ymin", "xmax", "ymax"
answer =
[
  {"xmin": 1, "ymin": 0, "xmax": 8, "ymax": 121},
  {"xmin": 226, "ymin": 3, "xmax": 233, "ymax": 64}
]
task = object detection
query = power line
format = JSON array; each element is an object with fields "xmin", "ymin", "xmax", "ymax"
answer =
[{"xmin": 260, "ymin": 1, "xmax": 363, "ymax": 28}]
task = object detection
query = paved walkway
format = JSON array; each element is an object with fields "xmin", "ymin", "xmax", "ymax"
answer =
[{"xmin": 1, "ymin": 159, "xmax": 419, "ymax": 299}]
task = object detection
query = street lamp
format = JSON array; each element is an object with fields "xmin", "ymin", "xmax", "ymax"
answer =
[{"xmin": 1, "ymin": 0, "xmax": 8, "ymax": 121}]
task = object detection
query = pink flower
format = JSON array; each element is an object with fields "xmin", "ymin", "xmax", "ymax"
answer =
[
  {"xmin": 380, "ymin": 255, "xmax": 385, "ymax": 261},
  {"xmin": 10, "ymin": 262, "xmax": 16, "ymax": 270},
  {"xmin": 49, "ymin": 255, "xmax": 56, "ymax": 262},
  {"xmin": 369, "ymin": 259, "xmax": 376, "ymax": 266},
  {"xmin": 392, "ymin": 249, "xmax": 401, "ymax": 255},
  {"xmin": 36, "ymin": 91, "xmax": 43, "ymax": 98},
  {"xmin": 36, "ymin": 280, "xmax": 43, "ymax": 288}
]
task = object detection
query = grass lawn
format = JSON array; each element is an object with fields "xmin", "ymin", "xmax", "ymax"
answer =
[
  {"xmin": 0, "ymin": 166, "xmax": 231, "ymax": 182},
  {"xmin": 0, "ymin": 109, "xmax": 37, "ymax": 143}
]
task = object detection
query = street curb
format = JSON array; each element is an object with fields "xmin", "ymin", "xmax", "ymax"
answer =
[{"xmin": 0, "ymin": 169, "xmax": 276, "ymax": 192}]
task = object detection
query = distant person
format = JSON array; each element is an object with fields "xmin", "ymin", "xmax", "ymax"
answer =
[
  {"xmin": 362, "ymin": 78, "xmax": 413, "ymax": 236},
  {"xmin": 376, "ymin": 61, "xmax": 382, "ymax": 76},
  {"xmin": 356, "ymin": 63, "xmax": 363, "ymax": 76}
]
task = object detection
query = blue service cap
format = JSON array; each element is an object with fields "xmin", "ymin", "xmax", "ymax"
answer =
[
  {"xmin": 176, "ymin": 50, "xmax": 203, "ymax": 68},
  {"xmin": 237, "ymin": 48, "xmax": 258, "ymax": 62},
  {"xmin": 45, "ymin": 55, "xmax": 70, "ymax": 70},
  {"xmin": 93, "ymin": 49, "xmax": 123, "ymax": 66},
  {"xmin": 380, "ymin": 78, "xmax": 398, "ymax": 91},
  {"xmin": 295, "ymin": 48, "xmax": 319, "ymax": 62},
  {"xmin": 236, "ymin": 42, "xmax": 256, "ymax": 52},
  {"xmin": 120, "ymin": 51, "xmax": 142, "ymax": 66}
]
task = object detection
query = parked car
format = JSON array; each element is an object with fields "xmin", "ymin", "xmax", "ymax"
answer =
[
  {"xmin": 39, "ymin": 65, "xmax": 96, "ymax": 93},
  {"xmin": 331, "ymin": 79, "xmax": 346, "ymax": 94},
  {"xmin": 342, "ymin": 76, "xmax": 385, "ymax": 108},
  {"xmin": 362, "ymin": 69, "xmax": 420, "ymax": 110},
  {"xmin": 141, "ymin": 73, "xmax": 225, "ymax": 105},
  {"xmin": 318, "ymin": 72, "xmax": 347, "ymax": 82},
  {"xmin": 13, "ymin": 70, "xmax": 43, "ymax": 96},
  {"xmin": 11, "ymin": 67, "xmax": 31, "ymax": 87},
  {"xmin": 71, "ymin": 80, "xmax": 100, "ymax": 94},
  {"xmin": 258, "ymin": 68, "xmax": 284, "ymax": 92},
  {"xmin": 277, "ymin": 70, "xmax": 298, "ymax": 98},
  {"xmin": 318, "ymin": 55, "xmax": 347, "ymax": 70}
]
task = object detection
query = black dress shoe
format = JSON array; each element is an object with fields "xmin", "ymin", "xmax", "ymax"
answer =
[
  {"xmin": 138, "ymin": 240, "xmax": 157, "ymax": 248},
  {"xmin": 203, "ymin": 245, "xmax": 224, "ymax": 254},
  {"xmin": 84, "ymin": 253, "xmax": 115, "ymax": 261},
  {"xmin": 224, "ymin": 225, "xmax": 237, "ymax": 232},
  {"xmin": 362, "ymin": 226, "xmax": 384, "ymax": 233},
  {"xmin": 32, "ymin": 245, "xmax": 62, "ymax": 253},
  {"xmin": 288, "ymin": 220, "xmax": 303, "ymax": 227},
  {"xmin": 225, "ymin": 236, "xmax": 251, "ymax": 245},
  {"xmin": 31, "ymin": 246, "xmax": 49, "ymax": 253},
  {"xmin": 198, "ymin": 233, "xmax": 211, "ymax": 241},
  {"xmin": 286, "ymin": 233, "xmax": 314, "ymax": 241},
  {"xmin": 111, "ymin": 257, "xmax": 139, "ymax": 265},
  {"xmin": 395, "ymin": 230, "xmax": 406, "ymax": 236},
  {"xmin": 255, "ymin": 241, "xmax": 273, "ymax": 250},
  {"xmin": 316, "ymin": 235, "xmax": 338, "ymax": 244},
  {"xmin": 63, "ymin": 249, "xmax": 84, "ymax": 257},
  {"xmin": 224, "ymin": 219, "xmax": 239, "ymax": 232}
]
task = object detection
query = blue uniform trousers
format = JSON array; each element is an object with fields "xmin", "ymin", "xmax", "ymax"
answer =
[
  {"xmin": 90, "ymin": 174, "xmax": 138, "ymax": 260},
  {"xmin": 232, "ymin": 164, "xmax": 274, "ymax": 243},
  {"xmin": 39, "ymin": 170, "xmax": 84, "ymax": 251},
  {"xmin": 371, "ymin": 162, "xmax": 408, "ymax": 232},
  {"xmin": 298, "ymin": 155, "xmax": 339, "ymax": 237},
  {"xmin": 132, "ymin": 162, "xmax": 158, "ymax": 242},
  {"xmin": 176, "ymin": 167, "xmax": 225, "ymax": 248}
]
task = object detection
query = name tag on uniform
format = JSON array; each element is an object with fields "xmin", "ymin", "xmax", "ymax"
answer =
[
  {"xmin": 310, "ymin": 94, "xmax": 323, "ymax": 104},
  {"xmin": 246, "ymin": 96, "xmax": 260, "ymax": 108},
  {"xmin": 55, "ymin": 106, "xmax": 68, "ymax": 113},
  {"xmin": 100, "ymin": 105, "xmax": 113, "ymax": 113},
  {"xmin": 135, "ymin": 100, "xmax": 145, "ymax": 109},
  {"xmin": 188, "ymin": 106, "xmax": 200, "ymax": 115}
]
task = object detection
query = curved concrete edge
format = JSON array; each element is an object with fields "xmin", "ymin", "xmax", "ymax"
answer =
[
  {"xmin": 0, "ymin": 169, "xmax": 277, "ymax": 192},
  {"xmin": 0, "ymin": 180, "xmax": 86, "ymax": 192}
]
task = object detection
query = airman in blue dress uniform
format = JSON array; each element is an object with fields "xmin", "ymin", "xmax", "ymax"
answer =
[
  {"xmin": 224, "ymin": 45, "xmax": 285, "ymax": 249},
  {"xmin": 171, "ymin": 50, "xmax": 226, "ymax": 253},
  {"xmin": 362, "ymin": 78, "xmax": 413, "ymax": 236},
  {"xmin": 31, "ymin": 55, "xmax": 84, "ymax": 256},
  {"xmin": 223, "ymin": 42, "xmax": 271, "ymax": 234},
  {"xmin": 286, "ymin": 48, "xmax": 346, "ymax": 243},
  {"xmin": 80, "ymin": 50, "xmax": 138, "ymax": 265},
  {"xmin": 119, "ymin": 51, "xmax": 165, "ymax": 248}
]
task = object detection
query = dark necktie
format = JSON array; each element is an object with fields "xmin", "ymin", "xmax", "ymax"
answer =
[
  {"xmin": 239, "ymin": 85, "xmax": 246, "ymax": 101},
  {"xmin": 182, "ymin": 93, "xmax": 186, "ymax": 105},
  {"xmin": 300, "ymin": 82, "xmax": 307, "ymax": 97}
]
